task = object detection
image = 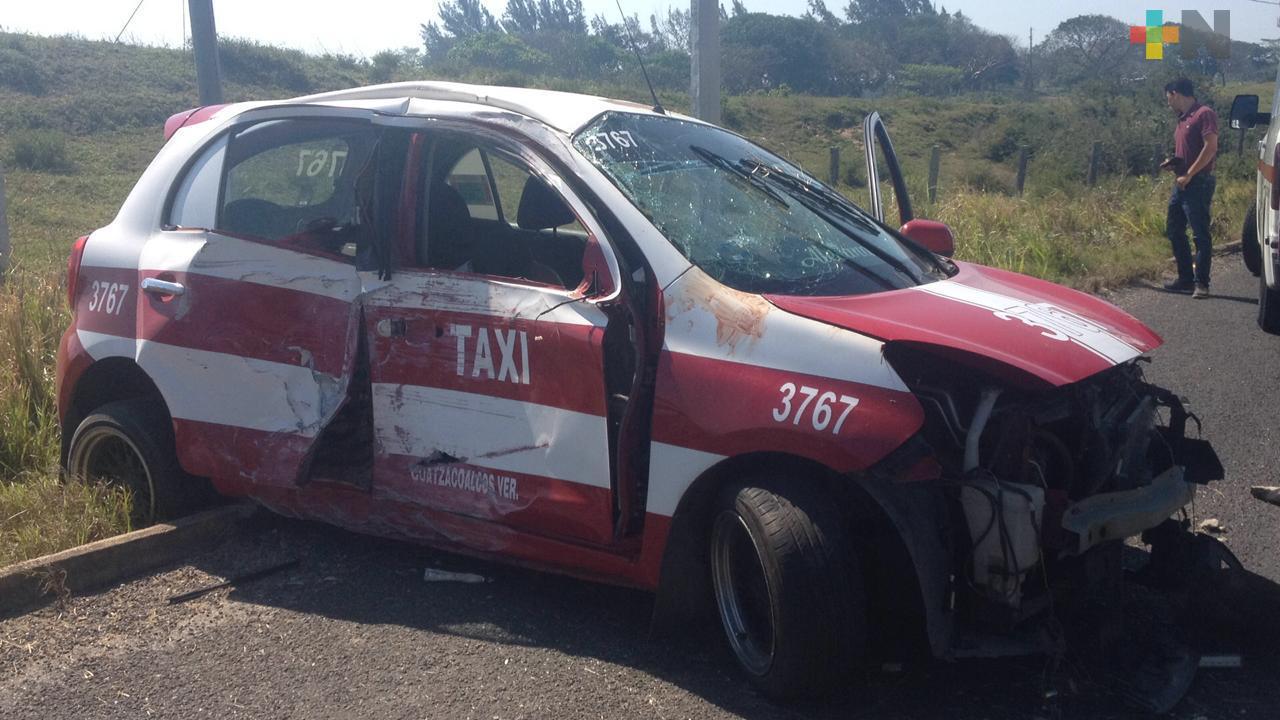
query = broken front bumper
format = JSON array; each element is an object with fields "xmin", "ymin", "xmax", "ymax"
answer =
[{"xmin": 1061, "ymin": 467, "xmax": 1195, "ymax": 555}]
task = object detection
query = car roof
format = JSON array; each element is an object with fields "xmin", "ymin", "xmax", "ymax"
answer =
[{"xmin": 288, "ymin": 81, "xmax": 682, "ymax": 134}]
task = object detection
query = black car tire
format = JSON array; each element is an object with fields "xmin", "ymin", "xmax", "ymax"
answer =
[
  {"xmin": 1260, "ymin": 272, "xmax": 1280, "ymax": 335},
  {"xmin": 1243, "ymin": 206, "xmax": 1261, "ymax": 277},
  {"xmin": 66, "ymin": 400, "xmax": 199, "ymax": 525},
  {"xmin": 709, "ymin": 477, "xmax": 867, "ymax": 699}
]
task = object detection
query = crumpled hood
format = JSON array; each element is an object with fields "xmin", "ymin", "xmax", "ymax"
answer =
[{"xmin": 765, "ymin": 262, "xmax": 1162, "ymax": 388}]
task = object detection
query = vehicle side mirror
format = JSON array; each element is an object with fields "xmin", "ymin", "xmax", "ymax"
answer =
[
  {"xmin": 900, "ymin": 219, "xmax": 954, "ymax": 257},
  {"xmin": 1231, "ymin": 94, "xmax": 1269, "ymax": 130}
]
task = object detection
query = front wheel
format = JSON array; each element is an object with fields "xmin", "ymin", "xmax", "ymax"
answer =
[
  {"xmin": 66, "ymin": 400, "xmax": 199, "ymax": 526},
  {"xmin": 1260, "ymin": 272, "xmax": 1280, "ymax": 335},
  {"xmin": 710, "ymin": 478, "xmax": 867, "ymax": 699}
]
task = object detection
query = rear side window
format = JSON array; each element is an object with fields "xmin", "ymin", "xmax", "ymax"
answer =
[
  {"xmin": 196, "ymin": 119, "xmax": 381, "ymax": 252},
  {"xmin": 444, "ymin": 148, "xmax": 498, "ymax": 221},
  {"xmin": 225, "ymin": 136, "xmax": 350, "ymax": 210}
]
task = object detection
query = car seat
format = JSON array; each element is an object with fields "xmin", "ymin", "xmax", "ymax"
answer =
[{"xmin": 422, "ymin": 180, "xmax": 476, "ymax": 270}]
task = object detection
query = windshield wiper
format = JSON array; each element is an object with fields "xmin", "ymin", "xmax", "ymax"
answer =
[
  {"xmin": 736, "ymin": 159, "xmax": 928, "ymax": 284},
  {"xmin": 805, "ymin": 239, "xmax": 898, "ymax": 292},
  {"xmin": 738, "ymin": 158, "xmax": 956, "ymax": 279},
  {"xmin": 688, "ymin": 145, "xmax": 791, "ymax": 210}
]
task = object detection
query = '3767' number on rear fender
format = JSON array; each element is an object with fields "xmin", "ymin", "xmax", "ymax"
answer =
[{"xmin": 771, "ymin": 383, "xmax": 859, "ymax": 434}]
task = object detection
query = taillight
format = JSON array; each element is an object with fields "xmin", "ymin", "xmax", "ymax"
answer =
[{"xmin": 67, "ymin": 234, "xmax": 89, "ymax": 310}]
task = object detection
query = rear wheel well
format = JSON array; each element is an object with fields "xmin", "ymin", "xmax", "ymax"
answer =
[
  {"xmin": 650, "ymin": 452, "xmax": 929, "ymax": 658},
  {"xmin": 61, "ymin": 358, "xmax": 172, "ymax": 469}
]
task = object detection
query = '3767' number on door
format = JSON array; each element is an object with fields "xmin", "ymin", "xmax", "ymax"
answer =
[
  {"xmin": 772, "ymin": 382, "xmax": 859, "ymax": 434},
  {"xmin": 87, "ymin": 281, "xmax": 129, "ymax": 316}
]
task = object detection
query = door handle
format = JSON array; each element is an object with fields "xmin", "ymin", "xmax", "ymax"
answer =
[{"xmin": 140, "ymin": 277, "xmax": 186, "ymax": 297}]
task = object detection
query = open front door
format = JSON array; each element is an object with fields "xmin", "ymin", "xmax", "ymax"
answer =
[
  {"xmin": 364, "ymin": 126, "xmax": 637, "ymax": 548},
  {"xmin": 862, "ymin": 112, "xmax": 914, "ymax": 226}
]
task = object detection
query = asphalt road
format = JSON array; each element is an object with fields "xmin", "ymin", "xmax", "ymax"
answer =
[
  {"xmin": 2, "ymin": 255, "xmax": 1278, "ymax": 720},
  {"xmin": 1109, "ymin": 256, "xmax": 1280, "ymax": 583}
]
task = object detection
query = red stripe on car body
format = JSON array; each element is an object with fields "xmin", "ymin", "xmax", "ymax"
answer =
[{"xmin": 652, "ymin": 350, "xmax": 924, "ymax": 472}]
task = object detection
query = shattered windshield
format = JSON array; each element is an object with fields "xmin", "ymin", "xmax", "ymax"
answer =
[{"xmin": 573, "ymin": 112, "xmax": 944, "ymax": 296}]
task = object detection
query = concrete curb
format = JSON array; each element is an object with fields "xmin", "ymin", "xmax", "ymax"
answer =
[{"xmin": 0, "ymin": 503, "xmax": 256, "ymax": 618}]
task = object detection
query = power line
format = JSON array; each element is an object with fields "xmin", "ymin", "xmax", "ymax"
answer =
[{"xmin": 115, "ymin": 0, "xmax": 147, "ymax": 43}]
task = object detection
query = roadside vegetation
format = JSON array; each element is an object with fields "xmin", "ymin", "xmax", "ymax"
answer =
[{"xmin": 0, "ymin": 9, "xmax": 1271, "ymax": 564}]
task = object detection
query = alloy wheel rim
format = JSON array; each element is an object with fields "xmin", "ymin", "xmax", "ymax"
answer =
[
  {"xmin": 73, "ymin": 427, "xmax": 155, "ymax": 525},
  {"xmin": 710, "ymin": 510, "xmax": 775, "ymax": 676}
]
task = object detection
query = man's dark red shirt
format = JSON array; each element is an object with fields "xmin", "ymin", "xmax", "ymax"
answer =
[{"xmin": 1174, "ymin": 102, "xmax": 1219, "ymax": 175}]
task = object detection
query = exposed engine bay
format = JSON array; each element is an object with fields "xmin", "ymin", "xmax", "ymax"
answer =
[{"xmin": 885, "ymin": 347, "xmax": 1224, "ymax": 673}]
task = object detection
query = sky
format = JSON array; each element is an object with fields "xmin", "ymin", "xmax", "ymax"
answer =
[{"xmin": 0, "ymin": 0, "xmax": 1276, "ymax": 57}]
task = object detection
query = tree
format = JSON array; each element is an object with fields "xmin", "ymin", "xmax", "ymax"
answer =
[
  {"xmin": 650, "ymin": 7, "xmax": 691, "ymax": 53},
  {"xmin": 1041, "ymin": 15, "xmax": 1135, "ymax": 87},
  {"xmin": 448, "ymin": 32, "xmax": 550, "ymax": 73},
  {"xmin": 805, "ymin": 0, "xmax": 842, "ymax": 27},
  {"xmin": 844, "ymin": 0, "xmax": 933, "ymax": 24},
  {"xmin": 420, "ymin": 0, "xmax": 499, "ymax": 59},
  {"xmin": 502, "ymin": 0, "xmax": 586, "ymax": 34},
  {"xmin": 437, "ymin": 0, "xmax": 499, "ymax": 35},
  {"xmin": 722, "ymin": 13, "xmax": 879, "ymax": 94},
  {"xmin": 731, "ymin": 0, "xmax": 748, "ymax": 18}
]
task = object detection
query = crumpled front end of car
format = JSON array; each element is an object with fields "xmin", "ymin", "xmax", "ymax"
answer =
[{"xmin": 882, "ymin": 341, "xmax": 1222, "ymax": 661}]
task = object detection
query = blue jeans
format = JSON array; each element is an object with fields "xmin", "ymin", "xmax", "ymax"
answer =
[{"xmin": 1167, "ymin": 174, "xmax": 1215, "ymax": 286}]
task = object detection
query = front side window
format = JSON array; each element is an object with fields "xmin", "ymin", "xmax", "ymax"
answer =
[
  {"xmin": 215, "ymin": 119, "xmax": 381, "ymax": 256},
  {"xmin": 574, "ymin": 112, "xmax": 945, "ymax": 296},
  {"xmin": 416, "ymin": 134, "xmax": 587, "ymax": 289}
]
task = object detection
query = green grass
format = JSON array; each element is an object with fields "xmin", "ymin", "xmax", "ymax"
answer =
[
  {"xmin": 0, "ymin": 130, "xmax": 156, "ymax": 567},
  {"xmin": 0, "ymin": 31, "xmax": 1267, "ymax": 567},
  {"xmin": 0, "ymin": 471, "xmax": 132, "ymax": 567}
]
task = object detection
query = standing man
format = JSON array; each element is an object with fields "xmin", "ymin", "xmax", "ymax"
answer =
[{"xmin": 1161, "ymin": 77, "xmax": 1219, "ymax": 298}]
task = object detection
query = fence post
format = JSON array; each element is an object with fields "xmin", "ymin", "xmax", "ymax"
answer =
[
  {"xmin": 1015, "ymin": 146, "xmax": 1029, "ymax": 197},
  {"xmin": 927, "ymin": 145, "xmax": 941, "ymax": 204},
  {"xmin": 1086, "ymin": 141, "xmax": 1102, "ymax": 187},
  {"xmin": 0, "ymin": 162, "xmax": 9, "ymax": 276},
  {"xmin": 828, "ymin": 146, "xmax": 840, "ymax": 187}
]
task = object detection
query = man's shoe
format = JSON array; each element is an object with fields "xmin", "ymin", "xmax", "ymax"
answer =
[
  {"xmin": 1163, "ymin": 279, "xmax": 1195, "ymax": 294},
  {"xmin": 1193, "ymin": 283, "xmax": 1210, "ymax": 299}
]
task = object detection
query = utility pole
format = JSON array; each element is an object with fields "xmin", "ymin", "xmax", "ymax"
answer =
[
  {"xmin": 1025, "ymin": 27, "xmax": 1033, "ymax": 94},
  {"xmin": 690, "ymin": 0, "xmax": 721, "ymax": 124},
  {"xmin": 188, "ymin": 0, "xmax": 224, "ymax": 105}
]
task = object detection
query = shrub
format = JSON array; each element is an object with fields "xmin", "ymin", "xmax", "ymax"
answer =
[
  {"xmin": 898, "ymin": 64, "xmax": 963, "ymax": 97},
  {"xmin": 369, "ymin": 50, "xmax": 403, "ymax": 83},
  {"xmin": 959, "ymin": 165, "xmax": 1011, "ymax": 194},
  {"xmin": 8, "ymin": 129, "xmax": 72, "ymax": 172},
  {"xmin": 448, "ymin": 33, "xmax": 550, "ymax": 74},
  {"xmin": 219, "ymin": 39, "xmax": 312, "ymax": 92},
  {"xmin": 0, "ymin": 47, "xmax": 47, "ymax": 95}
]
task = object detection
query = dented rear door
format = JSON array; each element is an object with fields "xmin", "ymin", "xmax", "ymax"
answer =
[{"xmin": 141, "ymin": 112, "xmax": 380, "ymax": 488}]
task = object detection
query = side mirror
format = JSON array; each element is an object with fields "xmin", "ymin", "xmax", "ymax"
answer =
[
  {"xmin": 1230, "ymin": 94, "xmax": 1269, "ymax": 130},
  {"xmin": 900, "ymin": 219, "xmax": 954, "ymax": 257}
]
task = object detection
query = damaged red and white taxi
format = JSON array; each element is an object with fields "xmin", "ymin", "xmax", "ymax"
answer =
[{"xmin": 56, "ymin": 83, "xmax": 1222, "ymax": 699}]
